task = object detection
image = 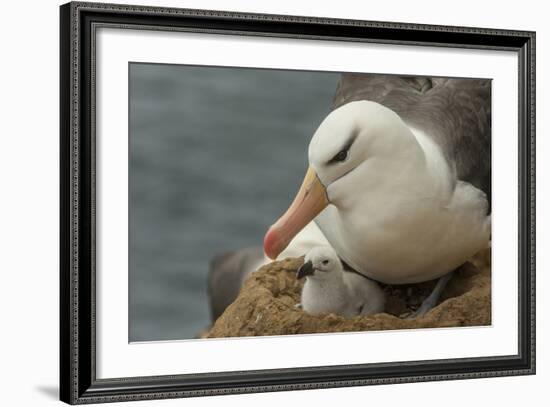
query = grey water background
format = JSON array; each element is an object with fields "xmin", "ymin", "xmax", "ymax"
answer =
[{"xmin": 129, "ymin": 63, "xmax": 340, "ymax": 341}]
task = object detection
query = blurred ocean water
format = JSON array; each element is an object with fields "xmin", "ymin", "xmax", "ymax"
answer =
[{"xmin": 129, "ymin": 63, "xmax": 340, "ymax": 341}]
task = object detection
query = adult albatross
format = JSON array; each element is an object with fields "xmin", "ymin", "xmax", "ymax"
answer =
[
  {"xmin": 208, "ymin": 73, "xmax": 491, "ymax": 320},
  {"xmin": 263, "ymin": 74, "xmax": 491, "ymax": 316}
]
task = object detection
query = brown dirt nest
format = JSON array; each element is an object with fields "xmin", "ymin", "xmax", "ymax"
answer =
[{"xmin": 205, "ymin": 249, "xmax": 491, "ymax": 338}]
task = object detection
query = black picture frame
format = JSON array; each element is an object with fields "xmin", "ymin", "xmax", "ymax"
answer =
[{"xmin": 60, "ymin": 1, "xmax": 536, "ymax": 404}]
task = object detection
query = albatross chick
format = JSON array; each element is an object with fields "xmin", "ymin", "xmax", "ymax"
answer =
[{"xmin": 297, "ymin": 246, "xmax": 385, "ymax": 318}]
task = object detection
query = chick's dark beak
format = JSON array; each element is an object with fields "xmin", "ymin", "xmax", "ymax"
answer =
[{"xmin": 296, "ymin": 260, "xmax": 314, "ymax": 279}]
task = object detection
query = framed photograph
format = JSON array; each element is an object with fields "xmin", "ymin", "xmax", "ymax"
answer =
[{"xmin": 60, "ymin": 1, "xmax": 536, "ymax": 404}]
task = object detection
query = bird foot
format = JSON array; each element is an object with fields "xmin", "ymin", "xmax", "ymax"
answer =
[
  {"xmin": 407, "ymin": 299, "xmax": 437, "ymax": 319},
  {"xmin": 405, "ymin": 271, "xmax": 455, "ymax": 319}
]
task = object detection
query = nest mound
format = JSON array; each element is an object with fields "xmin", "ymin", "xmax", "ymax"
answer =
[{"xmin": 206, "ymin": 250, "xmax": 491, "ymax": 338}]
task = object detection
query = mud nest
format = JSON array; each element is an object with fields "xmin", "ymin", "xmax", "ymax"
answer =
[{"xmin": 206, "ymin": 249, "xmax": 491, "ymax": 338}]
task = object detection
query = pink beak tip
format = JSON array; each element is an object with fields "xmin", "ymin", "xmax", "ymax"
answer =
[{"xmin": 263, "ymin": 227, "xmax": 279, "ymax": 260}]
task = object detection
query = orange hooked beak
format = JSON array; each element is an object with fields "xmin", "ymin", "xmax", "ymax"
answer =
[{"xmin": 263, "ymin": 167, "xmax": 329, "ymax": 259}]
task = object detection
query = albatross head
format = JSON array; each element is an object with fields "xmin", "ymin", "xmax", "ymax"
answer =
[
  {"xmin": 296, "ymin": 246, "xmax": 342, "ymax": 280},
  {"xmin": 264, "ymin": 100, "xmax": 423, "ymax": 259}
]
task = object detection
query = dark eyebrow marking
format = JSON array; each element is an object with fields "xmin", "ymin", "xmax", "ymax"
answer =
[{"xmin": 327, "ymin": 131, "xmax": 358, "ymax": 165}]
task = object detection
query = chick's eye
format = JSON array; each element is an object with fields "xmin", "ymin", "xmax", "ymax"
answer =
[
  {"xmin": 329, "ymin": 149, "xmax": 348, "ymax": 164},
  {"xmin": 322, "ymin": 260, "xmax": 329, "ymax": 265}
]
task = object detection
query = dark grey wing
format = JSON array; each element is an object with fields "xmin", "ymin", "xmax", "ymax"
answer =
[
  {"xmin": 332, "ymin": 74, "xmax": 491, "ymax": 204},
  {"xmin": 332, "ymin": 74, "xmax": 433, "ymax": 108},
  {"xmin": 207, "ymin": 246, "xmax": 264, "ymax": 322}
]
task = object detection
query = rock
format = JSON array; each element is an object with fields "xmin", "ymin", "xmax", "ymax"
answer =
[{"xmin": 205, "ymin": 249, "xmax": 491, "ymax": 338}]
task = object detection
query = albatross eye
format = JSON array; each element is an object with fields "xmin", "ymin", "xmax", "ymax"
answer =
[
  {"xmin": 322, "ymin": 260, "xmax": 329, "ymax": 265},
  {"xmin": 329, "ymin": 149, "xmax": 348, "ymax": 164}
]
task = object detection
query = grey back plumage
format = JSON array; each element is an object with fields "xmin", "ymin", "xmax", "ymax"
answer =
[{"xmin": 332, "ymin": 74, "xmax": 491, "ymax": 206}]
